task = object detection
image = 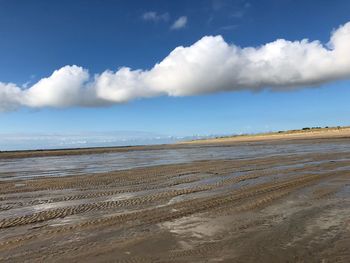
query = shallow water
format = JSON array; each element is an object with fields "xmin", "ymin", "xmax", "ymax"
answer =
[{"xmin": 1, "ymin": 140, "xmax": 350, "ymax": 180}]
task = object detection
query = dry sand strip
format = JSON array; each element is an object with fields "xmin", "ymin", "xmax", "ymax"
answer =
[
  {"xmin": 1, "ymin": 140, "xmax": 350, "ymax": 262},
  {"xmin": 183, "ymin": 126, "xmax": 350, "ymax": 145}
]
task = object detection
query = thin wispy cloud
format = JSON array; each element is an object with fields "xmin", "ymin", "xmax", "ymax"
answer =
[
  {"xmin": 210, "ymin": 0, "xmax": 250, "ymax": 31},
  {"xmin": 1, "ymin": 22, "xmax": 350, "ymax": 112},
  {"xmin": 230, "ymin": 11, "xmax": 244, "ymax": 18},
  {"xmin": 142, "ymin": 11, "xmax": 170, "ymax": 22},
  {"xmin": 171, "ymin": 16, "xmax": 187, "ymax": 30},
  {"xmin": 219, "ymin": 24, "xmax": 238, "ymax": 31},
  {"xmin": 212, "ymin": 0, "xmax": 250, "ymax": 12}
]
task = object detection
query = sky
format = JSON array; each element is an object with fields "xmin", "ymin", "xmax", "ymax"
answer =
[{"xmin": 0, "ymin": 0, "xmax": 350, "ymax": 150}]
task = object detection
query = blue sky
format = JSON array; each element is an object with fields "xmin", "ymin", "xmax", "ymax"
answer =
[{"xmin": 1, "ymin": 0, "xmax": 350, "ymax": 149}]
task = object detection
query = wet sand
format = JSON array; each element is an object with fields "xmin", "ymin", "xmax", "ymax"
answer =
[{"xmin": 1, "ymin": 138, "xmax": 350, "ymax": 262}]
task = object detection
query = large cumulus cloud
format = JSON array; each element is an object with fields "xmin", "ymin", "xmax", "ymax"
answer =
[{"xmin": 1, "ymin": 22, "xmax": 350, "ymax": 111}]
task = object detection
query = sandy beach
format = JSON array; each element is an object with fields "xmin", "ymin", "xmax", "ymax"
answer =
[
  {"xmin": 183, "ymin": 126, "xmax": 350, "ymax": 144},
  {"xmin": 1, "ymin": 1, "xmax": 350, "ymax": 262},
  {"xmin": 0, "ymin": 134, "xmax": 350, "ymax": 262}
]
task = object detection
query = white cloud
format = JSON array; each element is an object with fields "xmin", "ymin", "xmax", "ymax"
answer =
[
  {"xmin": 142, "ymin": 11, "xmax": 170, "ymax": 22},
  {"xmin": 1, "ymin": 21, "xmax": 350, "ymax": 112},
  {"xmin": 171, "ymin": 16, "xmax": 187, "ymax": 30},
  {"xmin": 22, "ymin": 65, "xmax": 90, "ymax": 108},
  {"xmin": 0, "ymin": 82, "xmax": 23, "ymax": 111}
]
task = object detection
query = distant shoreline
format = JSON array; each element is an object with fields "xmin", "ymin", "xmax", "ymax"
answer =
[
  {"xmin": 183, "ymin": 126, "xmax": 350, "ymax": 144},
  {"xmin": 1, "ymin": 126, "xmax": 350, "ymax": 159}
]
